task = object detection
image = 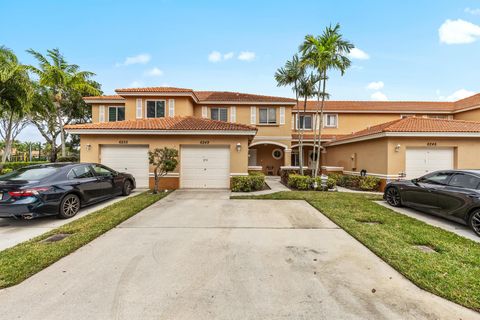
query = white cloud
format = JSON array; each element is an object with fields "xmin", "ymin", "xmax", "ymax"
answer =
[
  {"xmin": 439, "ymin": 88, "xmax": 475, "ymax": 101},
  {"xmin": 366, "ymin": 81, "xmax": 384, "ymax": 90},
  {"xmin": 371, "ymin": 91, "xmax": 388, "ymax": 101},
  {"xmin": 145, "ymin": 67, "xmax": 163, "ymax": 77},
  {"xmin": 348, "ymin": 48, "xmax": 370, "ymax": 60},
  {"xmin": 129, "ymin": 80, "xmax": 144, "ymax": 88},
  {"xmin": 116, "ymin": 53, "xmax": 151, "ymax": 66},
  {"xmin": 238, "ymin": 51, "xmax": 256, "ymax": 61},
  {"xmin": 465, "ymin": 7, "xmax": 480, "ymax": 16},
  {"xmin": 439, "ymin": 19, "xmax": 480, "ymax": 44},
  {"xmin": 208, "ymin": 51, "xmax": 222, "ymax": 62},
  {"xmin": 223, "ymin": 52, "xmax": 234, "ymax": 60}
]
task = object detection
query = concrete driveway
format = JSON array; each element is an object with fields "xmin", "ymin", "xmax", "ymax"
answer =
[
  {"xmin": 0, "ymin": 190, "xmax": 478, "ymax": 320},
  {"xmin": 0, "ymin": 190, "xmax": 142, "ymax": 251}
]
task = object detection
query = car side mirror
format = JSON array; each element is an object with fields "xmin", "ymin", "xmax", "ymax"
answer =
[{"xmin": 412, "ymin": 178, "xmax": 419, "ymax": 185}]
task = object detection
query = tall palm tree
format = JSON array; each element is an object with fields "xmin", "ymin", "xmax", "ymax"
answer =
[
  {"xmin": 27, "ymin": 48, "xmax": 100, "ymax": 157},
  {"xmin": 297, "ymin": 72, "xmax": 320, "ymax": 173},
  {"xmin": 275, "ymin": 54, "xmax": 307, "ymax": 173},
  {"xmin": 300, "ymin": 23, "xmax": 354, "ymax": 179},
  {"xmin": 0, "ymin": 46, "xmax": 32, "ymax": 168}
]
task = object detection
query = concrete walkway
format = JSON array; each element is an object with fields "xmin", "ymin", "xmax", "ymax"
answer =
[
  {"xmin": 0, "ymin": 190, "xmax": 478, "ymax": 319},
  {"xmin": 337, "ymin": 186, "xmax": 383, "ymax": 195},
  {"xmin": 0, "ymin": 189, "xmax": 144, "ymax": 251},
  {"xmin": 376, "ymin": 200, "xmax": 480, "ymax": 243},
  {"xmin": 232, "ymin": 176, "xmax": 290, "ymax": 196}
]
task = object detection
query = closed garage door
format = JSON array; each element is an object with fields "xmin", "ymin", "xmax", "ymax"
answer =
[
  {"xmin": 405, "ymin": 148, "xmax": 454, "ymax": 179},
  {"xmin": 101, "ymin": 145, "xmax": 149, "ymax": 188},
  {"xmin": 181, "ymin": 146, "xmax": 230, "ymax": 189}
]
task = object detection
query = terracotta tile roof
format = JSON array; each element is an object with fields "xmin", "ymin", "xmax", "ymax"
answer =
[
  {"xmin": 453, "ymin": 93, "xmax": 480, "ymax": 110},
  {"xmin": 115, "ymin": 87, "xmax": 193, "ymax": 93},
  {"xmin": 293, "ymin": 100, "xmax": 455, "ymax": 112},
  {"xmin": 329, "ymin": 117, "xmax": 480, "ymax": 144},
  {"xmin": 195, "ymin": 91, "xmax": 296, "ymax": 103},
  {"xmin": 83, "ymin": 95, "xmax": 125, "ymax": 100},
  {"xmin": 291, "ymin": 134, "xmax": 345, "ymax": 141},
  {"xmin": 64, "ymin": 116, "xmax": 257, "ymax": 132}
]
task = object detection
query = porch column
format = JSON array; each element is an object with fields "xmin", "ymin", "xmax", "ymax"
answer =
[{"xmin": 284, "ymin": 149, "xmax": 292, "ymax": 166}]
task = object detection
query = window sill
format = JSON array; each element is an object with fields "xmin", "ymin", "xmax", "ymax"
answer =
[{"xmin": 256, "ymin": 123, "xmax": 280, "ymax": 127}]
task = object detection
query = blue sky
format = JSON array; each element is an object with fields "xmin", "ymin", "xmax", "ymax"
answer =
[{"xmin": 2, "ymin": 0, "xmax": 480, "ymax": 140}]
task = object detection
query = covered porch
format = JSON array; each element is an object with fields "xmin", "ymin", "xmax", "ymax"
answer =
[
  {"xmin": 248, "ymin": 141, "xmax": 291, "ymax": 176},
  {"xmin": 291, "ymin": 143, "xmax": 327, "ymax": 170}
]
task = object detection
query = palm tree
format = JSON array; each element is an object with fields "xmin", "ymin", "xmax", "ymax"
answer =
[
  {"xmin": 27, "ymin": 48, "xmax": 100, "ymax": 158},
  {"xmin": 297, "ymin": 72, "xmax": 320, "ymax": 173},
  {"xmin": 300, "ymin": 24, "xmax": 354, "ymax": 179},
  {"xmin": 0, "ymin": 46, "xmax": 32, "ymax": 168},
  {"xmin": 275, "ymin": 54, "xmax": 307, "ymax": 173}
]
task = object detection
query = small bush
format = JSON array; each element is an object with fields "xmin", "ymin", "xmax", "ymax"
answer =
[
  {"xmin": 288, "ymin": 174, "xmax": 313, "ymax": 190},
  {"xmin": 231, "ymin": 172, "xmax": 265, "ymax": 192},
  {"xmin": 57, "ymin": 155, "xmax": 79, "ymax": 162},
  {"xmin": 359, "ymin": 176, "xmax": 381, "ymax": 191},
  {"xmin": 0, "ymin": 161, "xmax": 48, "ymax": 174},
  {"xmin": 280, "ymin": 168, "xmax": 313, "ymax": 184},
  {"xmin": 326, "ymin": 177, "xmax": 336, "ymax": 189},
  {"xmin": 0, "ymin": 168, "xmax": 13, "ymax": 175}
]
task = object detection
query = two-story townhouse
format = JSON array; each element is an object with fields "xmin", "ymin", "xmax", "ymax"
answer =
[
  {"xmin": 65, "ymin": 87, "xmax": 480, "ymax": 190},
  {"xmin": 65, "ymin": 87, "xmax": 296, "ymax": 189}
]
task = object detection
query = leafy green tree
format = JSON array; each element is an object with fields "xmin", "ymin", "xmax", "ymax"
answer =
[
  {"xmin": 148, "ymin": 147, "xmax": 179, "ymax": 194},
  {"xmin": 0, "ymin": 46, "xmax": 32, "ymax": 168},
  {"xmin": 300, "ymin": 24, "xmax": 354, "ymax": 178},
  {"xmin": 27, "ymin": 48, "xmax": 100, "ymax": 158}
]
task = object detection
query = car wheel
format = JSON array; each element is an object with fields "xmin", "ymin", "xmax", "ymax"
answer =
[
  {"xmin": 385, "ymin": 187, "xmax": 402, "ymax": 207},
  {"xmin": 58, "ymin": 194, "xmax": 81, "ymax": 219},
  {"xmin": 122, "ymin": 180, "xmax": 133, "ymax": 196},
  {"xmin": 468, "ymin": 209, "xmax": 480, "ymax": 237}
]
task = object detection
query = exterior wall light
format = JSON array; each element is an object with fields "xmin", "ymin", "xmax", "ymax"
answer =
[
  {"xmin": 236, "ymin": 143, "xmax": 242, "ymax": 152},
  {"xmin": 85, "ymin": 144, "xmax": 92, "ymax": 151},
  {"xmin": 395, "ymin": 144, "xmax": 401, "ymax": 152}
]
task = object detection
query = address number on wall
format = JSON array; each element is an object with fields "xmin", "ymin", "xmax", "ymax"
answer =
[
  {"xmin": 119, "ymin": 140, "xmax": 129, "ymax": 144},
  {"xmin": 427, "ymin": 142, "xmax": 437, "ymax": 146},
  {"xmin": 200, "ymin": 140, "xmax": 210, "ymax": 145}
]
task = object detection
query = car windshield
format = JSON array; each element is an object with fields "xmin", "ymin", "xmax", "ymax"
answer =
[{"xmin": 0, "ymin": 167, "xmax": 59, "ymax": 181}]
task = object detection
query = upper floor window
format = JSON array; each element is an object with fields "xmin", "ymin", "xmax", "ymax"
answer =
[
  {"xmin": 211, "ymin": 108, "xmax": 228, "ymax": 122},
  {"xmin": 324, "ymin": 114, "xmax": 337, "ymax": 128},
  {"xmin": 297, "ymin": 115, "xmax": 312, "ymax": 129},
  {"xmin": 146, "ymin": 100, "xmax": 165, "ymax": 118},
  {"xmin": 108, "ymin": 106, "xmax": 125, "ymax": 122},
  {"xmin": 400, "ymin": 115, "xmax": 414, "ymax": 119},
  {"xmin": 426, "ymin": 115, "xmax": 451, "ymax": 119},
  {"xmin": 259, "ymin": 107, "xmax": 276, "ymax": 124}
]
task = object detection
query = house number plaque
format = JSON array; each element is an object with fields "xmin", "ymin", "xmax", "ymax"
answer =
[
  {"xmin": 427, "ymin": 142, "xmax": 437, "ymax": 146},
  {"xmin": 119, "ymin": 140, "xmax": 129, "ymax": 144},
  {"xmin": 200, "ymin": 140, "xmax": 210, "ymax": 145}
]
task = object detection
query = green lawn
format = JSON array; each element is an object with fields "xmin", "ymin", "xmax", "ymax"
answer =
[
  {"xmin": 0, "ymin": 191, "xmax": 169, "ymax": 288},
  {"xmin": 232, "ymin": 191, "xmax": 480, "ymax": 312}
]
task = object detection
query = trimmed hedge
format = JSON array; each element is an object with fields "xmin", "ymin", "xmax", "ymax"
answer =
[
  {"xmin": 287, "ymin": 174, "xmax": 336, "ymax": 191},
  {"xmin": 231, "ymin": 172, "xmax": 265, "ymax": 192},
  {"xmin": 280, "ymin": 168, "xmax": 313, "ymax": 184},
  {"xmin": 0, "ymin": 161, "xmax": 48, "ymax": 174},
  {"xmin": 57, "ymin": 155, "xmax": 79, "ymax": 162},
  {"xmin": 328, "ymin": 173, "xmax": 381, "ymax": 191}
]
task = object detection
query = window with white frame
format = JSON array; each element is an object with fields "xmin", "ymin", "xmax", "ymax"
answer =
[
  {"xmin": 427, "ymin": 115, "xmax": 450, "ymax": 119},
  {"xmin": 108, "ymin": 106, "xmax": 125, "ymax": 122},
  {"xmin": 400, "ymin": 114, "xmax": 414, "ymax": 119},
  {"xmin": 146, "ymin": 100, "xmax": 166, "ymax": 118},
  {"xmin": 297, "ymin": 115, "xmax": 312, "ymax": 129},
  {"xmin": 259, "ymin": 107, "xmax": 276, "ymax": 124},
  {"xmin": 324, "ymin": 114, "xmax": 338, "ymax": 128},
  {"xmin": 211, "ymin": 107, "xmax": 228, "ymax": 121}
]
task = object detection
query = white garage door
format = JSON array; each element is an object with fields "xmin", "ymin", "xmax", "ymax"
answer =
[
  {"xmin": 101, "ymin": 145, "xmax": 149, "ymax": 188},
  {"xmin": 181, "ymin": 146, "xmax": 230, "ymax": 189},
  {"xmin": 405, "ymin": 148, "xmax": 454, "ymax": 179}
]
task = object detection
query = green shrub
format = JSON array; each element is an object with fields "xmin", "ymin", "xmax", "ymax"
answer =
[
  {"xmin": 359, "ymin": 176, "xmax": 381, "ymax": 191},
  {"xmin": 288, "ymin": 174, "xmax": 313, "ymax": 190},
  {"xmin": 0, "ymin": 161, "xmax": 48, "ymax": 174},
  {"xmin": 0, "ymin": 168, "xmax": 13, "ymax": 175},
  {"xmin": 280, "ymin": 168, "xmax": 313, "ymax": 184},
  {"xmin": 57, "ymin": 155, "xmax": 79, "ymax": 162},
  {"xmin": 231, "ymin": 173, "xmax": 265, "ymax": 192},
  {"xmin": 326, "ymin": 177, "xmax": 336, "ymax": 189}
]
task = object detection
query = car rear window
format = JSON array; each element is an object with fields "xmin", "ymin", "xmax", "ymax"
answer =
[{"xmin": 0, "ymin": 167, "xmax": 58, "ymax": 181}]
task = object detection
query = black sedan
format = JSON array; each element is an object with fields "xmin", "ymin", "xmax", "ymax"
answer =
[
  {"xmin": 384, "ymin": 170, "xmax": 480, "ymax": 236},
  {"xmin": 0, "ymin": 163, "xmax": 135, "ymax": 219}
]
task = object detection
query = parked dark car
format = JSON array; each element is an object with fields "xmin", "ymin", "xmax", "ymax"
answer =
[
  {"xmin": 384, "ymin": 170, "xmax": 480, "ymax": 236},
  {"xmin": 0, "ymin": 163, "xmax": 135, "ymax": 219}
]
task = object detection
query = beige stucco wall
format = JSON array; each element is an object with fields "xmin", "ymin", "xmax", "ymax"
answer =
[
  {"xmin": 386, "ymin": 137, "xmax": 480, "ymax": 175},
  {"xmin": 453, "ymin": 108, "xmax": 480, "ymax": 121},
  {"xmin": 324, "ymin": 138, "xmax": 389, "ymax": 174},
  {"xmin": 123, "ymin": 96, "xmax": 194, "ymax": 119},
  {"xmin": 91, "ymin": 103, "xmax": 125, "ymax": 123},
  {"xmin": 79, "ymin": 134, "xmax": 250, "ymax": 175}
]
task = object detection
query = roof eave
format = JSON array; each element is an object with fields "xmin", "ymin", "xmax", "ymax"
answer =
[{"xmin": 65, "ymin": 129, "xmax": 257, "ymax": 136}]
